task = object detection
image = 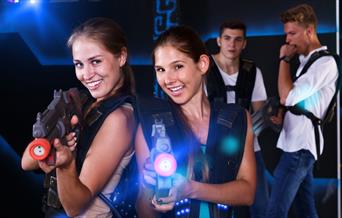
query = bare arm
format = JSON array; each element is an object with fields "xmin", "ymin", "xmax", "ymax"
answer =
[
  {"xmin": 56, "ymin": 107, "xmax": 135, "ymax": 217},
  {"xmin": 135, "ymin": 125, "xmax": 158, "ymax": 218},
  {"xmin": 21, "ymin": 145, "xmax": 40, "ymax": 171},
  {"xmin": 278, "ymin": 61, "xmax": 293, "ymax": 105},
  {"xmin": 251, "ymin": 100, "xmax": 265, "ymax": 114},
  {"xmin": 278, "ymin": 44, "xmax": 297, "ymax": 105}
]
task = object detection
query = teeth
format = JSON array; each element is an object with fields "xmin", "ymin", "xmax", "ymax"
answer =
[
  {"xmin": 170, "ymin": 85, "xmax": 183, "ymax": 92},
  {"xmin": 87, "ymin": 80, "xmax": 101, "ymax": 87}
]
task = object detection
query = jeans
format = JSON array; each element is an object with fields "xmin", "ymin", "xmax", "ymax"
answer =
[
  {"xmin": 266, "ymin": 149, "xmax": 318, "ymax": 218},
  {"xmin": 250, "ymin": 151, "xmax": 269, "ymax": 218}
]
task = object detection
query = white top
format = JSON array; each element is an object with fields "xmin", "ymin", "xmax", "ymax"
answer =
[
  {"xmin": 212, "ymin": 56, "xmax": 268, "ymax": 151},
  {"xmin": 75, "ymin": 150, "xmax": 135, "ymax": 218},
  {"xmin": 276, "ymin": 46, "xmax": 338, "ymax": 160}
]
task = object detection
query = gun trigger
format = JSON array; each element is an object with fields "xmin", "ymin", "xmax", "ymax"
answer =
[{"xmin": 74, "ymin": 128, "xmax": 81, "ymax": 144}]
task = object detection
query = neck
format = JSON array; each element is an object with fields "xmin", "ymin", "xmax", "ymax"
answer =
[
  {"xmin": 305, "ymin": 36, "xmax": 322, "ymax": 56},
  {"xmin": 180, "ymin": 87, "xmax": 210, "ymax": 121},
  {"xmin": 213, "ymin": 53, "xmax": 239, "ymax": 75}
]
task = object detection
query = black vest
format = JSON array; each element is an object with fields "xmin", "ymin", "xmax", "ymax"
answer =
[
  {"xmin": 137, "ymin": 97, "xmax": 247, "ymax": 218},
  {"xmin": 206, "ymin": 56, "xmax": 257, "ymax": 110},
  {"xmin": 43, "ymin": 94, "xmax": 138, "ymax": 218}
]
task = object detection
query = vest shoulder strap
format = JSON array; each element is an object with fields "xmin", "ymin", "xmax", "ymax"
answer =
[
  {"xmin": 295, "ymin": 50, "xmax": 333, "ymax": 81},
  {"xmin": 235, "ymin": 58, "xmax": 257, "ymax": 109},
  {"xmin": 207, "ymin": 56, "xmax": 229, "ymax": 103},
  {"xmin": 77, "ymin": 95, "xmax": 136, "ymax": 171},
  {"xmin": 208, "ymin": 102, "xmax": 247, "ymax": 182}
]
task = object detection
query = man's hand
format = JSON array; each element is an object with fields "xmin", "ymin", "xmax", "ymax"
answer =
[{"xmin": 280, "ymin": 44, "xmax": 297, "ymax": 59}]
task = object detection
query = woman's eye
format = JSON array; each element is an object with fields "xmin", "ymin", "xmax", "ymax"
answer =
[
  {"xmin": 155, "ymin": 67, "xmax": 165, "ymax": 72},
  {"xmin": 92, "ymin": 60, "xmax": 101, "ymax": 65},
  {"xmin": 175, "ymin": 64, "xmax": 183, "ymax": 70},
  {"xmin": 74, "ymin": 62, "xmax": 83, "ymax": 68}
]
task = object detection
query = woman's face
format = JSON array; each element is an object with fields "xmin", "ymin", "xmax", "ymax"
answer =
[
  {"xmin": 72, "ymin": 36, "xmax": 126, "ymax": 101},
  {"xmin": 154, "ymin": 45, "xmax": 209, "ymax": 105}
]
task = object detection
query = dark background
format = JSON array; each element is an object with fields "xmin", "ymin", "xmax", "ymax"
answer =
[{"xmin": 0, "ymin": 0, "xmax": 340, "ymax": 217}]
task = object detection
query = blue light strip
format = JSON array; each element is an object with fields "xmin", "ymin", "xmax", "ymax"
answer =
[{"xmin": 0, "ymin": 2, "xmax": 338, "ymax": 66}]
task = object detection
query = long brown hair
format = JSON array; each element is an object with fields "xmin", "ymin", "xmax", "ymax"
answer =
[{"xmin": 68, "ymin": 17, "xmax": 135, "ymax": 98}]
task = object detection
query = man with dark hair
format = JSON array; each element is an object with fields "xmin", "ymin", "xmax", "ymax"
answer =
[
  {"xmin": 266, "ymin": 4, "xmax": 339, "ymax": 218},
  {"xmin": 206, "ymin": 19, "xmax": 271, "ymax": 218}
]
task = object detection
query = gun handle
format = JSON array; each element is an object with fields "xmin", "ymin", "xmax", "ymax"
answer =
[
  {"xmin": 155, "ymin": 175, "xmax": 172, "ymax": 201},
  {"xmin": 28, "ymin": 138, "xmax": 51, "ymax": 161}
]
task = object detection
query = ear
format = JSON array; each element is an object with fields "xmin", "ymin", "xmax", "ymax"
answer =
[
  {"xmin": 306, "ymin": 25, "xmax": 314, "ymax": 37},
  {"xmin": 217, "ymin": 37, "xmax": 221, "ymax": 47},
  {"xmin": 118, "ymin": 47, "xmax": 127, "ymax": 67},
  {"xmin": 242, "ymin": 39, "xmax": 247, "ymax": 49},
  {"xmin": 198, "ymin": 54, "xmax": 210, "ymax": 75}
]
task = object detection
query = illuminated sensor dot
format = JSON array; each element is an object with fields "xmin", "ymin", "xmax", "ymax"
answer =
[
  {"xmin": 221, "ymin": 136, "xmax": 239, "ymax": 155},
  {"xmin": 154, "ymin": 153, "xmax": 177, "ymax": 176},
  {"xmin": 33, "ymin": 145, "xmax": 45, "ymax": 156}
]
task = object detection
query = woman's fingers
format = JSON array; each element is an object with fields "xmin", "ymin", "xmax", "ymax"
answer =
[
  {"xmin": 143, "ymin": 169, "xmax": 157, "ymax": 186},
  {"xmin": 151, "ymin": 195, "xmax": 175, "ymax": 212},
  {"xmin": 71, "ymin": 115, "xmax": 79, "ymax": 127}
]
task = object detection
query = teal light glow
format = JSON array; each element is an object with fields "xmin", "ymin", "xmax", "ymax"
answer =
[{"xmin": 220, "ymin": 136, "xmax": 239, "ymax": 155}]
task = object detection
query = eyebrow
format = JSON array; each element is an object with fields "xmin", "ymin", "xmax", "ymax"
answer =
[
  {"xmin": 88, "ymin": 55, "xmax": 102, "ymax": 61},
  {"xmin": 73, "ymin": 55, "xmax": 102, "ymax": 63},
  {"xmin": 154, "ymin": 59, "xmax": 186, "ymax": 68}
]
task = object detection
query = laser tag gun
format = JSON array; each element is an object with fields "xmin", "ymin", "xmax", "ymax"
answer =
[
  {"xmin": 150, "ymin": 119, "xmax": 177, "ymax": 201},
  {"xmin": 27, "ymin": 88, "xmax": 88, "ymax": 165},
  {"xmin": 252, "ymin": 97, "xmax": 282, "ymax": 136}
]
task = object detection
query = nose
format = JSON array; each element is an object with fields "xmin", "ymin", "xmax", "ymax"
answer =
[
  {"xmin": 82, "ymin": 65, "xmax": 95, "ymax": 81},
  {"xmin": 227, "ymin": 40, "xmax": 236, "ymax": 50},
  {"xmin": 285, "ymin": 35, "xmax": 291, "ymax": 44},
  {"xmin": 164, "ymin": 70, "xmax": 176, "ymax": 85}
]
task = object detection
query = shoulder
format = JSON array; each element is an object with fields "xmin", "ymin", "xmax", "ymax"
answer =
[
  {"xmin": 309, "ymin": 55, "xmax": 338, "ymax": 76},
  {"xmin": 105, "ymin": 106, "xmax": 135, "ymax": 126},
  {"xmin": 240, "ymin": 58, "xmax": 256, "ymax": 76},
  {"xmin": 212, "ymin": 101, "xmax": 246, "ymax": 122},
  {"xmin": 241, "ymin": 58, "xmax": 255, "ymax": 65},
  {"xmin": 241, "ymin": 58, "xmax": 256, "ymax": 68}
]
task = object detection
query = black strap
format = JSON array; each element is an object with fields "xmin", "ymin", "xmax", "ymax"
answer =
[
  {"xmin": 226, "ymin": 85, "xmax": 236, "ymax": 92},
  {"xmin": 235, "ymin": 59, "xmax": 257, "ymax": 109},
  {"xmin": 206, "ymin": 57, "xmax": 257, "ymax": 110},
  {"xmin": 207, "ymin": 56, "xmax": 229, "ymax": 103},
  {"xmin": 294, "ymin": 50, "xmax": 332, "ymax": 82},
  {"xmin": 287, "ymin": 50, "xmax": 341, "ymax": 158},
  {"xmin": 98, "ymin": 193, "xmax": 122, "ymax": 218},
  {"xmin": 286, "ymin": 106, "xmax": 322, "ymax": 158}
]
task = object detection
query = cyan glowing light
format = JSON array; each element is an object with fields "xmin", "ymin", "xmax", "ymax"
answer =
[
  {"xmin": 220, "ymin": 136, "xmax": 239, "ymax": 155},
  {"xmin": 202, "ymin": 23, "xmax": 337, "ymax": 41}
]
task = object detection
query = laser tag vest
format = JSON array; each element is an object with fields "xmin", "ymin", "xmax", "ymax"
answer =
[
  {"xmin": 286, "ymin": 50, "xmax": 341, "ymax": 159},
  {"xmin": 43, "ymin": 94, "xmax": 138, "ymax": 218},
  {"xmin": 137, "ymin": 97, "xmax": 247, "ymax": 218},
  {"xmin": 206, "ymin": 56, "xmax": 257, "ymax": 110}
]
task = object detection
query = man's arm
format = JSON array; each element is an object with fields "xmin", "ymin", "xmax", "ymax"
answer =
[
  {"xmin": 278, "ymin": 60, "xmax": 293, "ymax": 105},
  {"xmin": 251, "ymin": 101, "xmax": 265, "ymax": 113},
  {"xmin": 278, "ymin": 44, "xmax": 297, "ymax": 105}
]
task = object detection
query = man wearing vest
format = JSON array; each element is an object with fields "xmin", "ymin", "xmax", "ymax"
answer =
[
  {"xmin": 206, "ymin": 19, "xmax": 270, "ymax": 218},
  {"xmin": 266, "ymin": 4, "xmax": 339, "ymax": 218}
]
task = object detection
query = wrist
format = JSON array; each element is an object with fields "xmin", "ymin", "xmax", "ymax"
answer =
[
  {"xmin": 279, "ymin": 55, "xmax": 291, "ymax": 63},
  {"xmin": 184, "ymin": 180, "xmax": 196, "ymax": 199}
]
